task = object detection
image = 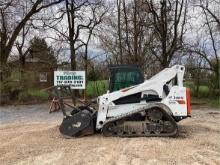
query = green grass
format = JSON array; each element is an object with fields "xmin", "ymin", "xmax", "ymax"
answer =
[
  {"xmin": 192, "ymin": 97, "xmax": 220, "ymax": 108},
  {"xmin": 27, "ymin": 89, "xmax": 49, "ymax": 100},
  {"xmin": 184, "ymin": 81, "xmax": 210, "ymax": 98},
  {"xmin": 18, "ymin": 89, "xmax": 49, "ymax": 102},
  {"xmin": 184, "ymin": 81, "xmax": 219, "ymax": 108},
  {"xmin": 86, "ymin": 80, "xmax": 108, "ymax": 97},
  {"xmin": 208, "ymin": 99, "xmax": 220, "ymax": 108},
  {"xmin": 198, "ymin": 85, "xmax": 209, "ymax": 97},
  {"xmin": 184, "ymin": 81, "xmax": 194, "ymax": 89}
]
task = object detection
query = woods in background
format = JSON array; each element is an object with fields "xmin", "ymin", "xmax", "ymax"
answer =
[{"xmin": 0, "ymin": 0, "xmax": 219, "ymax": 101}]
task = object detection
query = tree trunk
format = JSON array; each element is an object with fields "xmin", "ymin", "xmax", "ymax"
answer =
[
  {"xmin": 117, "ymin": 0, "xmax": 123, "ymax": 64},
  {"xmin": 0, "ymin": 52, "xmax": 8, "ymax": 69},
  {"xmin": 161, "ymin": 58, "xmax": 169, "ymax": 69},
  {"xmin": 70, "ymin": 40, "xmax": 78, "ymax": 101},
  {"xmin": 70, "ymin": 42, "xmax": 76, "ymax": 70},
  {"xmin": 19, "ymin": 55, "xmax": 26, "ymax": 84},
  {"xmin": 84, "ymin": 44, "xmax": 88, "ymax": 100},
  {"xmin": 122, "ymin": 0, "xmax": 131, "ymax": 57},
  {"xmin": 133, "ymin": 0, "xmax": 138, "ymax": 64},
  {"xmin": 195, "ymin": 70, "xmax": 201, "ymax": 97}
]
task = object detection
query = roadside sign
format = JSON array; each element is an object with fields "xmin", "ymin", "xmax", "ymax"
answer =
[{"xmin": 54, "ymin": 71, "xmax": 85, "ymax": 89}]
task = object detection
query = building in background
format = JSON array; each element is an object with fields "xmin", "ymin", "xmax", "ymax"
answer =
[{"xmin": 9, "ymin": 57, "xmax": 57, "ymax": 89}]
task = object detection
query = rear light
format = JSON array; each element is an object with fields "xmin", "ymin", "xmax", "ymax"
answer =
[{"xmin": 186, "ymin": 88, "xmax": 191, "ymax": 116}]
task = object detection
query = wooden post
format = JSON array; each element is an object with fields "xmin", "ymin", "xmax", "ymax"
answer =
[
  {"xmin": 49, "ymin": 97, "xmax": 61, "ymax": 113},
  {"xmin": 84, "ymin": 89, "xmax": 86, "ymax": 101}
]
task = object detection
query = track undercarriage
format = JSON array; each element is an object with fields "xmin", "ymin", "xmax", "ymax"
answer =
[
  {"xmin": 102, "ymin": 107, "xmax": 178, "ymax": 137},
  {"xmin": 59, "ymin": 104, "xmax": 178, "ymax": 138}
]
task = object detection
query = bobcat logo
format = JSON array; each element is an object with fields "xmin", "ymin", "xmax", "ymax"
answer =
[{"xmin": 72, "ymin": 122, "xmax": 81, "ymax": 128}]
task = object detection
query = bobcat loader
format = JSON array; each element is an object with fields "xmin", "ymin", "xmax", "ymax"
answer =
[{"xmin": 58, "ymin": 65, "xmax": 191, "ymax": 137}]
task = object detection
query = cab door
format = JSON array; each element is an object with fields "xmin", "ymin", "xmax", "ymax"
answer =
[{"xmin": 109, "ymin": 66, "xmax": 144, "ymax": 92}]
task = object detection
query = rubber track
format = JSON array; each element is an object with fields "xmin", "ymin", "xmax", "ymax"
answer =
[{"xmin": 102, "ymin": 103, "xmax": 178, "ymax": 137}]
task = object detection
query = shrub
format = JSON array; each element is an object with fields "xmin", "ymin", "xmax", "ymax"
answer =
[
  {"xmin": 86, "ymin": 80, "xmax": 108, "ymax": 97},
  {"xmin": 0, "ymin": 80, "xmax": 23, "ymax": 100},
  {"xmin": 28, "ymin": 89, "xmax": 49, "ymax": 100},
  {"xmin": 18, "ymin": 89, "xmax": 49, "ymax": 103},
  {"xmin": 198, "ymin": 85, "xmax": 209, "ymax": 98},
  {"xmin": 184, "ymin": 81, "xmax": 211, "ymax": 98},
  {"xmin": 18, "ymin": 91, "xmax": 32, "ymax": 102},
  {"xmin": 184, "ymin": 81, "xmax": 196, "ymax": 96}
]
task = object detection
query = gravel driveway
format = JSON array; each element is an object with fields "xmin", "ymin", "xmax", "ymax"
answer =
[
  {"xmin": 0, "ymin": 104, "xmax": 63, "ymax": 124},
  {"xmin": 0, "ymin": 104, "xmax": 220, "ymax": 165}
]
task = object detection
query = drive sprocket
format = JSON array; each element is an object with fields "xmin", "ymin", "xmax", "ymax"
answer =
[{"xmin": 147, "ymin": 108, "xmax": 163, "ymax": 122}]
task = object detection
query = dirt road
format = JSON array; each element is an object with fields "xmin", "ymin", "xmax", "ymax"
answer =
[{"xmin": 0, "ymin": 104, "xmax": 220, "ymax": 165}]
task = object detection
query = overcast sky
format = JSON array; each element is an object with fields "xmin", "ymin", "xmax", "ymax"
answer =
[{"xmin": 9, "ymin": 0, "xmax": 219, "ymax": 63}]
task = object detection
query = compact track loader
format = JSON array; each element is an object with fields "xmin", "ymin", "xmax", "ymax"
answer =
[{"xmin": 58, "ymin": 65, "xmax": 191, "ymax": 137}]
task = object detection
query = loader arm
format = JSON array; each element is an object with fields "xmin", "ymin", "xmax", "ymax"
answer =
[{"xmin": 100, "ymin": 65, "xmax": 185, "ymax": 105}]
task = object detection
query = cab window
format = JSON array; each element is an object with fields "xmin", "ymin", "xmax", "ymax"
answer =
[{"xmin": 111, "ymin": 69, "xmax": 143, "ymax": 92}]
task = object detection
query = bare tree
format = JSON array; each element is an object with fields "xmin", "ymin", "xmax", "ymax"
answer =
[
  {"xmin": 0, "ymin": 0, "xmax": 63, "ymax": 70},
  {"xmin": 82, "ymin": 3, "xmax": 108, "ymax": 79},
  {"xmin": 98, "ymin": 0, "xmax": 154, "ymax": 71},
  {"xmin": 146, "ymin": 0, "xmax": 188, "ymax": 69},
  {"xmin": 41, "ymin": 0, "xmax": 106, "ymax": 71},
  {"xmin": 185, "ymin": 55, "xmax": 208, "ymax": 97},
  {"xmin": 117, "ymin": 0, "xmax": 123, "ymax": 63},
  {"xmin": 15, "ymin": 26, "xmax": 30, "ymax": 79},
  {"xmin": 187, "ymin": 0, "xmax": 219, "ymax": 95},
  {"xmin": 122, "ymin": 0, "xmax": 131, "ymax": 57},
  {"xmin": 199, "ymin": 0, "xmax": 220, "ymax": 28}
]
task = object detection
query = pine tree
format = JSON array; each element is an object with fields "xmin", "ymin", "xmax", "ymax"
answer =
[{"xmin": 29, "ymin": 37, "xmax": 57, "ymax": 66}]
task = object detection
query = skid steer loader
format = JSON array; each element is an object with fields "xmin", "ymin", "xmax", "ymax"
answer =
[{"xmin": 58, "ymin": 65, "xmax": 191, "ymax": 137}]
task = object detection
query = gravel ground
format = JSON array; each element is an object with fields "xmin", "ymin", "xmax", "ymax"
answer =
[
  {"xmin": 0, "ymin": 104, "xmax": 63, "ymax": 125},
  {"xmin": 0, "ymin": 104, "xmax": 220, "ymax": 165}
]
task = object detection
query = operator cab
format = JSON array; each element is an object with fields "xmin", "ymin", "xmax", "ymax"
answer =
[{"xmin": 108, "ymin": 65, "xmax": 144, "ymax": 92}]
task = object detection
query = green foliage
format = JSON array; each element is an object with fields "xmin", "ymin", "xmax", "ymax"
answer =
[
  {"xmin": 28, "ymin": 89, "xmax": 49, "ymax": 99},
  {"xmin": 18, "ymin": 89, "xmax": 49, "ymax": 102},
  {"xmin": 87, "ymin": 68, "xmax": 104, "ymax": 81},
  {"xmin": 198, "ymin": 85, "xmax": 209, "ymax": 98},
  {"xmin": 87, "ymin": 69, "xmax": 99, "ymax": 81},
  {"xmin": 184, "ymin": 81, "xmax": 194, "ymax": 90},
  {"xmin": 29, "ymin": 36, "xmax": 57, "ymax": 65},
  {"xmin": 208, "ymin": 69, "xmax": 219, "ymax": 98},
  {"xmin": 0, "ymin": 80, "xmax": 23, "ymax": 99},
  {"xmin": 192, "ymin": 97, "xmax": 220, "ymax": 108},
  {"xmin": 86, "ymin": 80, "xmax": 108, "ymax": 97},
  {"xmin": 208, "ymin": 99, "xmax": 220, "ymax": 108},
  {"xmin": 0, "ymin": 73, "xmax": 49, "ymax": 104},
  {"xmin": 184, "ymin": 81, "xmax": 209, "ymax": 98},
  {"xmin": 184, "ymin": 81, "xmax": 195, "ymax": 96},
  {"xmin": 185, "ymin": 81, "xmax": 220, "ymax": 108},
  {"xmin": 18, "ymin": 91, "xmax": 31, "ymax": 102}
]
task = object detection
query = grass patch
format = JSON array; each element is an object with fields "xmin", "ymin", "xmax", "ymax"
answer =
[
  {"xmin": 198, "ymin": 85, "xmax": 209, "ymax": 98},
  {"xmin": 86, "ymin": 80, "xmax": 108, "ymax": 97},
  {"xmin": 184, "ymin": 81, "xmax": 194, "ymax": 89},
  {"xmin": 28, "ymin": 89, "xmax": 49, "ymax": 100},
  {"xmin": 184, "ymin": 81, "xmax": 209, "ymax": 98},
  {"xmin": 192, "ymin": 97, "xmax": 220, "ymax": 108},
  {"xmin": 184, "ymin": 81, "xmax": 219, "ymax": 108},
  {"xmin": 18, "ymin": 89, "xmax": 49, "ymax": 103},
  {"xmin": 208, "ymin": 99, "xmax": 220, "ymax": 108}
]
